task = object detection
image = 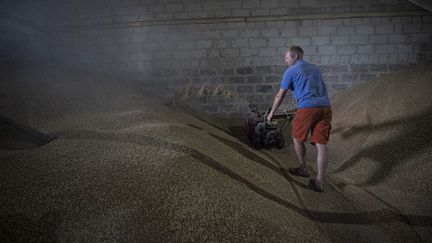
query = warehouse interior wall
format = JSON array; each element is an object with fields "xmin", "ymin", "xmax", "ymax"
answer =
[{"xmin": 1, "ymin": 0, "xmax": 431, "ymax": 117}]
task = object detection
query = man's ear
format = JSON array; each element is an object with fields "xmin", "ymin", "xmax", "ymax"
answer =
[{"xmin": 289, "ymin": 52, "xmax": 297, "ymax": 60}]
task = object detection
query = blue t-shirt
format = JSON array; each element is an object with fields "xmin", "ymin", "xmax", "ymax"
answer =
[{"xmin": 280, "ymin": 59, "xmax": 331, "ymax": 109}]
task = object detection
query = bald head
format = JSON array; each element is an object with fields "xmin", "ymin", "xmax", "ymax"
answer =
[
  {"xmin": 285, "ymin": 46, "xmax": 304, "ymax": 66},
  {"xmin": 287, "ymin": 46, "xmax": 304, "ymax": 59}
]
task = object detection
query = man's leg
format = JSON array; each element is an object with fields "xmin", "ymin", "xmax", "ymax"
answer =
[
  {"xmin": 293, "ymin": 138, "xmax": 308, "ymax": 174},
  {"xmin": 315, "ymin": 143, "xmax": 327, "ymax": 185}
]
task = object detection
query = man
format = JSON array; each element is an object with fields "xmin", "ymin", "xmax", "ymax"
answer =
[{"xmin": 267, "ymin": 46, "xmax": 332, "ymax": 192}]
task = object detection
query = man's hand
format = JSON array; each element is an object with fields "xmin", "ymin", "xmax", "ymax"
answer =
[
  {"xmin": 267, "ymin": 112, "xmax": 273, "ymax": 122},
  {"xmin": 268, "ymin": 88, "xmax": 287, "ymax": 122}
]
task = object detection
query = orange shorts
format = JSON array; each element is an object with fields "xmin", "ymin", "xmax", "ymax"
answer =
[{"xmin": 292, "ymin": 107, "xmax": 332, "ymax": 145}]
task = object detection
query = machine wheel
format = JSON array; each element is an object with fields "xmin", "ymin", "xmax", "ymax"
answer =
[
  {"xmin": 252, "ymin": 134, "xmax": 263, "ymax": 149},
  {"xmin": 276, "ymin": 134, "xmax": 285, "ymax": 149},
  {"xmin": 244, "ymin": 112, "xmax": 258, "ymax": 140}
]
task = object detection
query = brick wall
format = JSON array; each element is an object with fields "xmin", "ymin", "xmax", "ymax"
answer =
[
  {"xmin": 46, "ymin": 0, "xmax": 423, "ymax": 26},
  {"xmin": 28, "ymin": 1, "xmax": 432, "ymax": 116}
]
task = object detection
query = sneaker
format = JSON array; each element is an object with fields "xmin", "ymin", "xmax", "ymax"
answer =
[
  {"xmin": 309, "ymin": 179, "xmax": 323, "ymax": 192},
  {"xmin": 288, "ymin": 167, "xmax": 309, "ymax": 177}
]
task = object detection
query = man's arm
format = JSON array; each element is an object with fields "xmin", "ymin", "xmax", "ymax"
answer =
[{"xmin": 267, "ymin": 88, "xmax": 287, "ymax": 122}]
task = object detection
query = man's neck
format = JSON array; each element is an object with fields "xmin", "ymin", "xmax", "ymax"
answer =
[{"xmin": 291, "ymin": 58, "xmax": 303, "ymax": 67}]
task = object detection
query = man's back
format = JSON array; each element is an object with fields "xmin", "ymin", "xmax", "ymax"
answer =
[{"xmin": 282, "ymin": 59, "xmax": 330, "ymax": 109}]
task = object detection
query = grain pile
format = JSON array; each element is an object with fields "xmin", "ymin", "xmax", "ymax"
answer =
[
  {"xmin": 0, "ymin": 62, "xmax": 326, "ymax": 241},
  {"xmin": 321, "ymin": 64, "xmax": 432, "ymax": 240},
  {"xmin": 0, "ymin": 62, "xmax": 430, "ymax": 242},
  {"xmin": 328, "ymin": 64, "xmax": 432, "ymax": 194}
]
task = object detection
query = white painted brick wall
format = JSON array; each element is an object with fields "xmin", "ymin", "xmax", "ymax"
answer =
[
  {"xmin": 38, "ymin": 0, "xmax": 432, "ymax": 117},
  {"xmin": 258, "ymin": 47, "xmax": 277, "ymax": 56},
  {"xmin": 319, "ymin": 45, "xmax": 337, "ymax": 55},
  {"xmin": 240, "ymin": 48, "xmax": 258, "ymax": 56},
  {"xmin": 338, "ymin": 45, "xmax": 357, "ymax": 55},
  {"xmin": 369, "ymin": 34, "xmax": 388, "ymax": 44},
  {"xmin": 331, "ymin": 36, "xmax": 350, "ymax": 45},
  {"xmin": 376, "ymin": 24, "xmax": 394, "ymax": 33},
  {"xmin": 357, "ymin": 45, "xmax": 375, "ymax": 54},
  {"xmin": 350, "ymin": 35, "xmax": 369, "ymax": 44},
  {"xmin": 318, "ymin": 26, "xmax": 337, "ymax": 35},
  {"xmin": 292, "ymin": 37, "xmax": 311, "ymax": 45},
  {"xmin": 231, "ymin": 39, "xmax": 248, "ymax": 48},
  {"xmin": 312, "ymin": 36, "xmax": 330, "ymax": 45},
  {"xmin": 268, "ymin": 38, "xmax": 286, "ymax": 47},
  {"xmin": 337, "ymin": 26, "xmax": 355, "ymax": 35},
  {"xmin": 249, "ymin": 38, "xmax": 267, "ymax": 47}
]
